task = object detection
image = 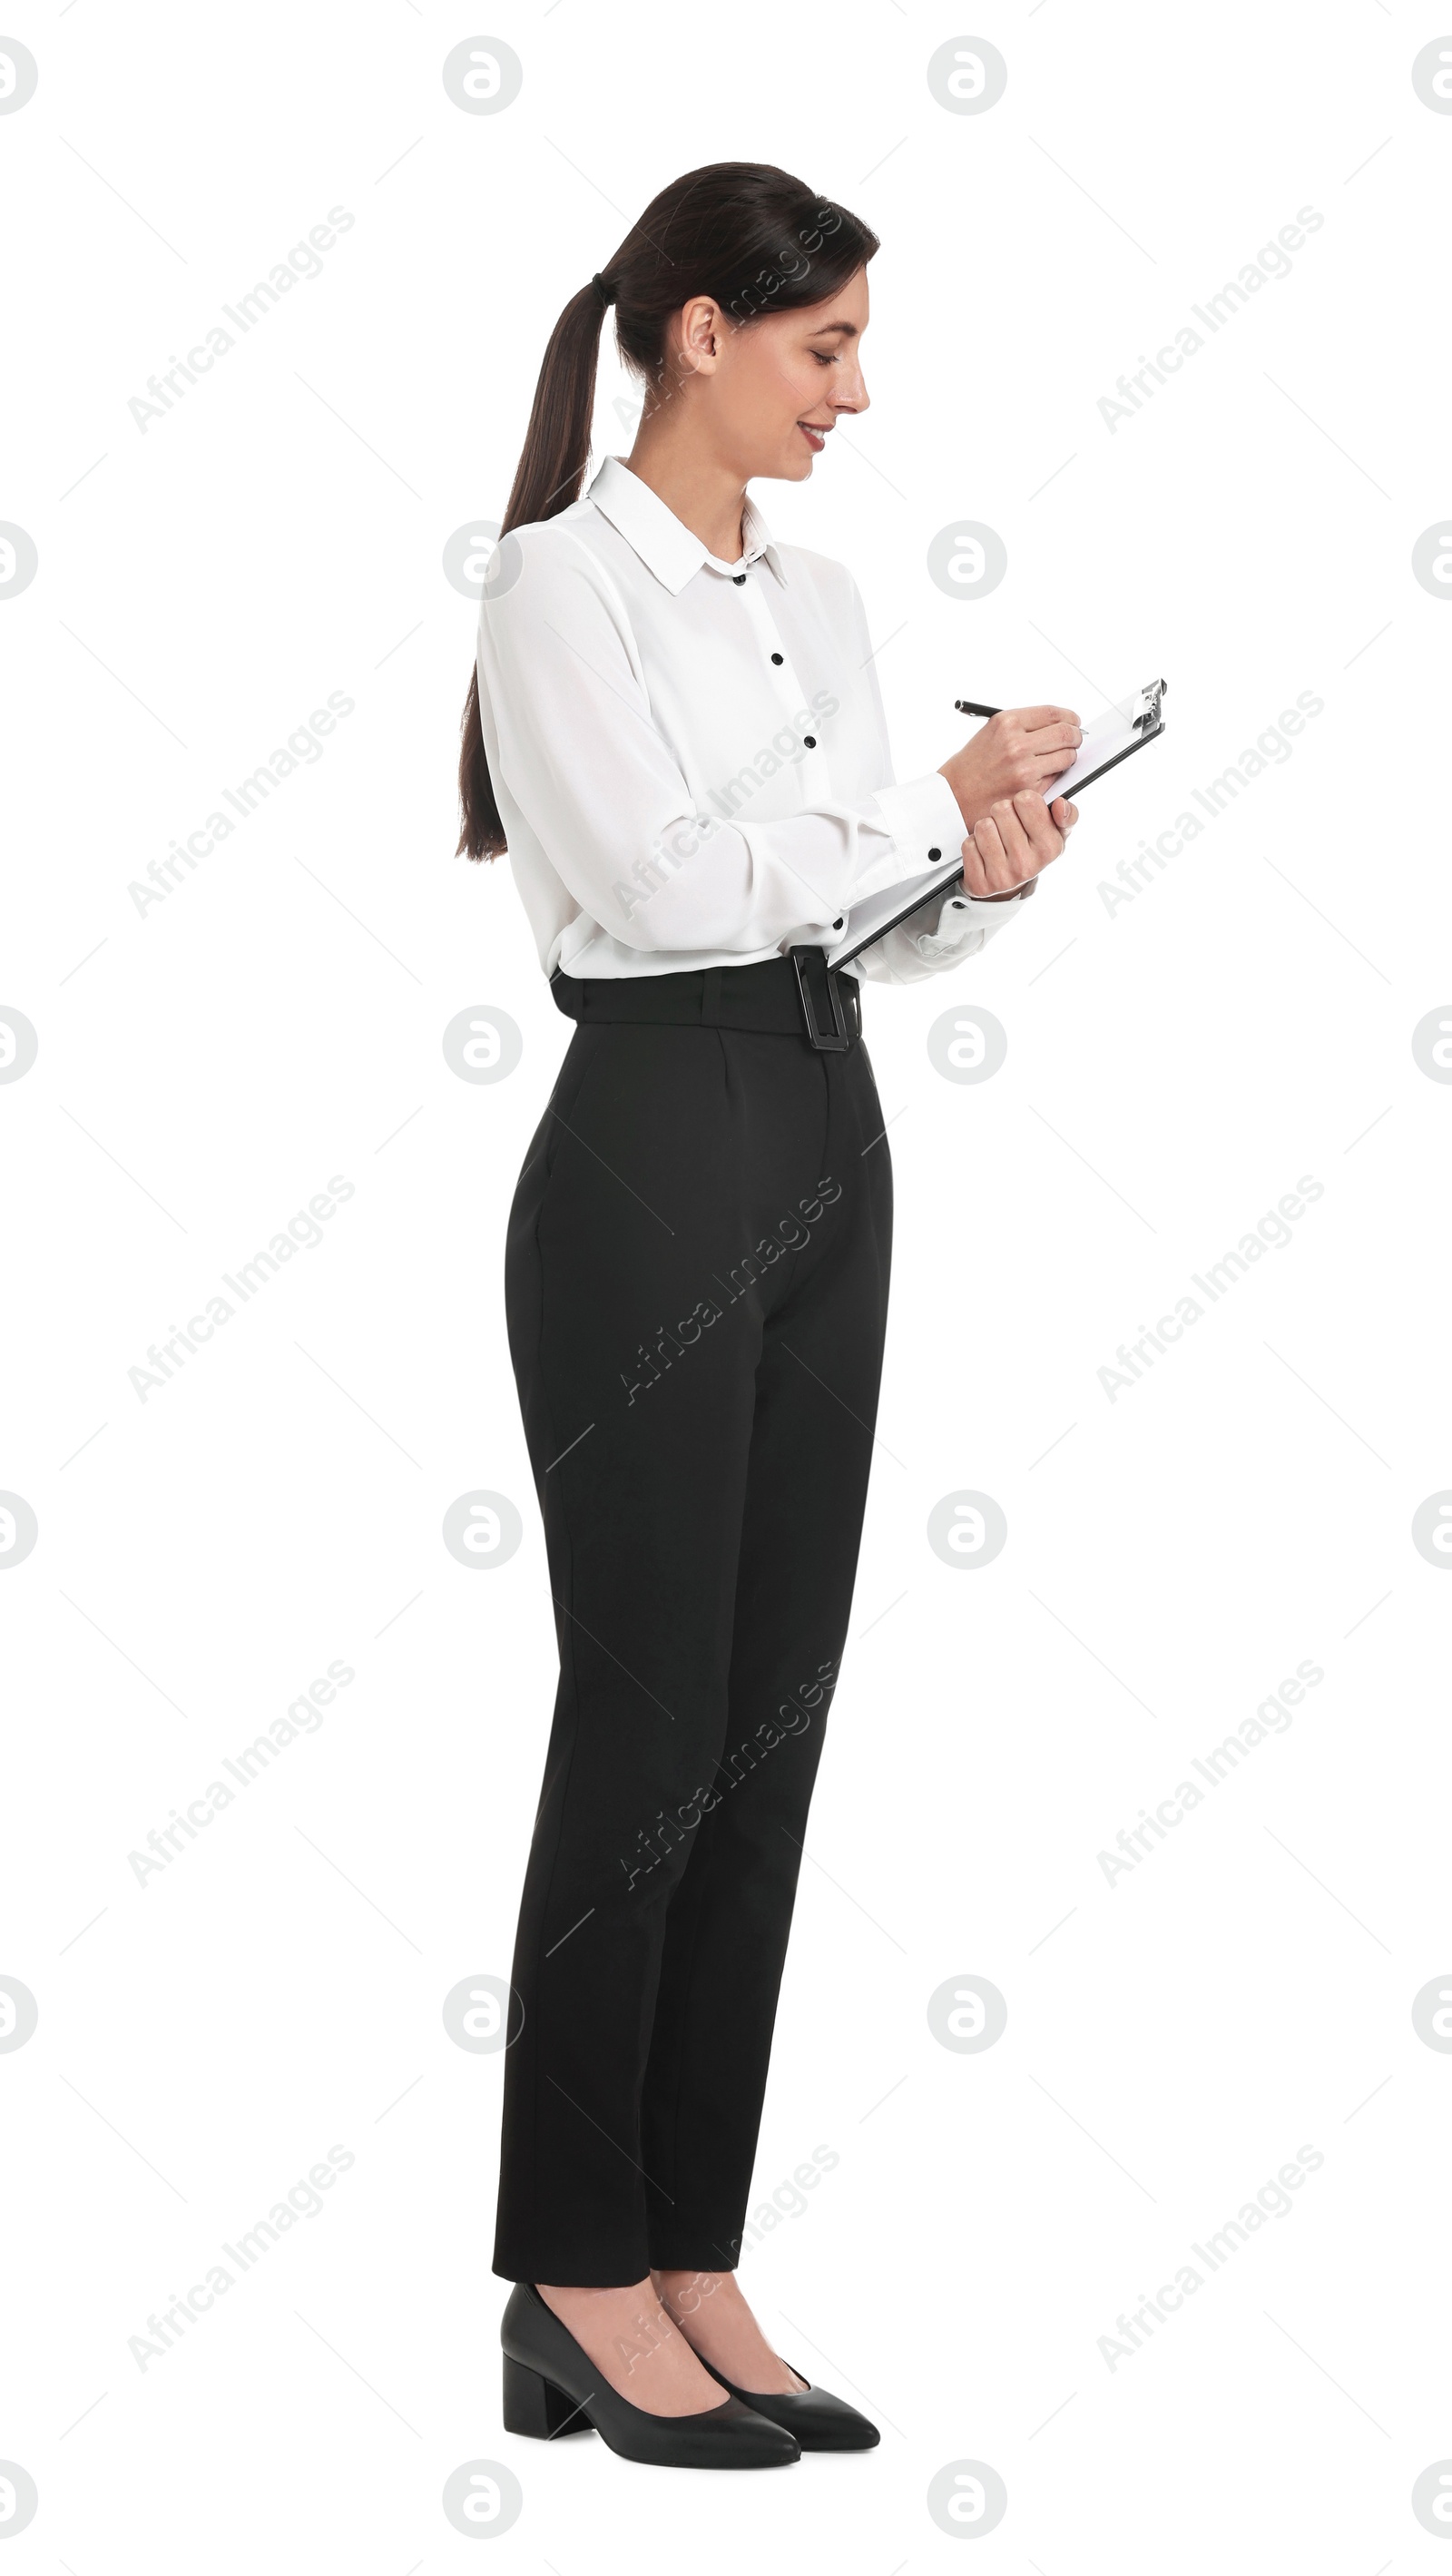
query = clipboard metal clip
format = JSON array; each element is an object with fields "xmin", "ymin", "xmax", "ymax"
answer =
[{"xmin": 1128, "ymin": 677, "xmax": 1167, "ymax": 735}]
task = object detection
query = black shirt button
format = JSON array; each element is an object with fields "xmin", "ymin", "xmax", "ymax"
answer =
[
  {"xmin": 732, "ymin": 573, "xmax": 746, "ymax": 585},
  {"xmin": 803, "ymin": 734, "xmax": 816, "ymax": 748},
  {"xmin": 927, "ymin": 847, "xmax": 941, "ymax": 860},
  {"xmin": 770, "ymin": 652, "xmax": 783, "ymax": 664}
]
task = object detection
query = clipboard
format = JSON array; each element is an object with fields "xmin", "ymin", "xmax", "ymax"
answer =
[
  {"xmin": 1024, "ymin": 675, "xmax": 1167, "ymax": 802},
  {"xmin": 825, "ymin": 677, "xmax": 1167, "ymax": 972}
]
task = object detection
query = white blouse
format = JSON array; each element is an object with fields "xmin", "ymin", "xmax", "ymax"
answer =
[{"xmin": 475, "ymin": 454, "xmax": 1035, "ymax": 985}]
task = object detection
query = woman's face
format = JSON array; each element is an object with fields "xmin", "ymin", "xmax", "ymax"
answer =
[{"xmin": 670, "ymin": 265, "xmax": 872, "ymax": 483}]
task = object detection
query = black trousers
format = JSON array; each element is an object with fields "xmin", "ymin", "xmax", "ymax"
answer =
[{"xmin": 493, "ymin": 959, "xmax": 892, "ymax": 2286}]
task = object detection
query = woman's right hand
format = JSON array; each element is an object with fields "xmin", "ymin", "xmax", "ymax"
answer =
[{"xmin": 939, "ymin": 704, "xmax": 1081, "ymax": 829}]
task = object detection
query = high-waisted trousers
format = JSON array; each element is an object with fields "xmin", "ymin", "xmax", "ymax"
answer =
[{"xmin": 493, "ymin": 956, "xmax": 892, "ymax": 2286}]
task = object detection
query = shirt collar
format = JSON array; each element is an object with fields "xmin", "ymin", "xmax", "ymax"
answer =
[{"xmin": 587, "ymin": 455, "xmax": 789, "ymax": 595}]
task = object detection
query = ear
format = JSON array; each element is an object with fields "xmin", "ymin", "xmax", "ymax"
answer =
[{"xmin": 676, "ymin": 294, "xmax": 725, "ymax": 376}]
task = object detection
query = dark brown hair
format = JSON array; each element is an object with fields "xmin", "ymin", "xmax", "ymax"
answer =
[{"xmin": 456, "ymin": 160, "xmax": 879, "ymax": 860}]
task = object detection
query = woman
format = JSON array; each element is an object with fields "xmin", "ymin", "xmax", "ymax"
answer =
[{"xmin": 461, "ymin": 161, "xmax": 1079, "ymax": 2472}]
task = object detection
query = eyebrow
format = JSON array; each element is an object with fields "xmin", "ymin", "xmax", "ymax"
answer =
[{"xmin": 807, "ymin": 320, "xmax": 858, "ymax": 339}]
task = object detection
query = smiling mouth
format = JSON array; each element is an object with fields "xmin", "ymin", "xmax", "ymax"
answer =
[{"xmin": 797, "ymin": 421, "xmax": 830, "ymax": 453}]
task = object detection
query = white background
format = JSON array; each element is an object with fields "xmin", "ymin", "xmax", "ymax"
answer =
[{"xmin": 4, "ymin": 2, "xmax": 1451, "ymax": 2567}]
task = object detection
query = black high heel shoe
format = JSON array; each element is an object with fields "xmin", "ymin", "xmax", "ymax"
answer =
[
  {"xmin": 499, "ymin": 2285, "xmax": 800, "ymax": 2470},
  {"xmin": 698, "ymin": 2352, "xmax": 880, "ymax": 2453}
]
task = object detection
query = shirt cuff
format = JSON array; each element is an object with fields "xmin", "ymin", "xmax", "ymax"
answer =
[
  {"xmin": 917, "ymin": 876, "xmax": 1038, "ymax": 954},
  {"xmin": 866, "ymin": 771, "xmax": 967, "ymax": 879}
]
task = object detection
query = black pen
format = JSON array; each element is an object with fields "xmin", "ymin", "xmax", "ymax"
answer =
[{"xmin": 954, "ymin": 699, "xmax": 1000, "ymax": 718}]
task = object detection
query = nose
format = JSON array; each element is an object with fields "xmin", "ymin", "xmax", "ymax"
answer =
[{"xmin": 833, "ymin": 356, "xmax": 869, "ymax": 416}]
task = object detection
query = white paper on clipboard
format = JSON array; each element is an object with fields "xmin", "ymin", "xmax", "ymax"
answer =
[{"xmin": 1044, "ymin": 676, "xmax": 1167, "ymax": 801}]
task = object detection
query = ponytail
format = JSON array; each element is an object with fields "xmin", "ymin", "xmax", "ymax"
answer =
[
  {"xmin": 456, "ymin": 164, "xmax": 878, "ymax": 862},
  {"xmin": 456, "ymin": 276, "xmax": 612, "ymax": 859}
]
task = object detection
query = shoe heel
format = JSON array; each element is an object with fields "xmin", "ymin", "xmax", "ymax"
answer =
[{"xmin": 503, "ymin": 2354, "xmax": 590, "ymax": 2439}]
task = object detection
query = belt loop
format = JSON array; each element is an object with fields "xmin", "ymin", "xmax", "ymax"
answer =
[
  {"xmin": 700, "ymin": 966, "xmax": 722, "ymax": 1025},
  {"xmin": 788, "ymin": 947, "xmax": 849, "ymax": 1051}
]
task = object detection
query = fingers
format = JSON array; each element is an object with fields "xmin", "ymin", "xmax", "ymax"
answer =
[
  {"xmin": 1032, "ymin": 722, "xmax": 1084, "ymax": 766},
  {"xmin": 963, "ymin": 804, "xmax": 1026, "ymax": 896},
  {"xmin": 1006, "ymin": 707, "xmax": 1084, "ymax": 791},
  {"xmin": 960, "ymin": 817, "xmax": 1009, "ymax": 897},
  {"xmin": 964, "ymin": 791, "xmax": 1066, "ymax": 895},
  {"xmin": 1014, "ymin": 705, "xmax": 1082, "ymax": 742},
  {"xmin": 1010, "ymin": 788, "xmax": 1067, "ymax": 868}
]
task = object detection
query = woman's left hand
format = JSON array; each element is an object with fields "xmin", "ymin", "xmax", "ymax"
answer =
[{"xmin": 961, "ymin": 788, "xmax": 1078, "ymax": 900}]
